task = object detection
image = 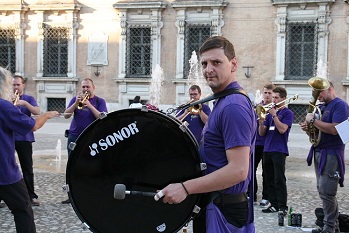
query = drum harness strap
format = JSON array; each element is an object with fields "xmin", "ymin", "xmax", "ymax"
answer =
[{"xmin": 179, "ymin": 88, "xmax": 252, "ymax": 111}]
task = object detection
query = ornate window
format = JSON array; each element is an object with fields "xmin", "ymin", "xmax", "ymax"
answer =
[
  {"xmin": 43, "ymin": 25, "xmax": 68, "ymax": 77},
  {"xmin": 126, "ymin": 27, "xmax": 152, "ymax": 78},
  {"xmin": 113, "ymin": 1, "xmax": 166, "ymax": 79},
  {"xmin": 30, "ymin": 1, "xmax": 80, "ymax": 79},
  {"xmin": 0, "ymin": 29, "xmax": 16, "ymax": 74},
  {"xmin": 273, "ymin": 1, "xmax": 333, "ymax": 81},
  {"xmin": 285, "ymin": 22, "xmax": 318, "ymax": 80},
  {"xmin": 113, "ymin": 1, "xmax": 166, "ymax": 108}
]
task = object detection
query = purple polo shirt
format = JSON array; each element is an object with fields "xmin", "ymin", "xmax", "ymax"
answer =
[
  {"xmin": 307, "ymin": 97, "xmax": 349, "ymax": 186},
  {"xmin": 263, "ymin": 107, "xmax": 294, "ymax": 155},
  {"xmin": 177, "ymin": 103, "xmax": 211, "ymax": 143},
  {"xmin": 0, "ymin": 99, "xmax": 35, "ymax": 185},
  {"xmin": 200, "ymin": 82, "xmax": 256, "ymax": 231},
  {"xmin": 200, "ymin": 81, "xmax": 256, "ymax": 194},
  {"xmin": 68, "ymin": 95, "xmax": 107, "ymax": 137},
  {"xmin": 14, "ymin": 94, "xmax": 38, "ymax": 142}
]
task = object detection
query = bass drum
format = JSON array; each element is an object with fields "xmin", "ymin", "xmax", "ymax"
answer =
[{"xmin": 66, "ymin": 109, "xmax": 203, "ymax": 233}]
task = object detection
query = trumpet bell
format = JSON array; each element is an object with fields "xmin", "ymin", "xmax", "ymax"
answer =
[
  {"xmin": 255, "ymin": 105, "xmax": 268, "ymax": 119},
  {"xmin": 77, "ymin": 92, "xmax": 90, "ymax": 110},
  {"xmin": 188, "ymin": 104, "xmax": 202, "ymax": 115}
]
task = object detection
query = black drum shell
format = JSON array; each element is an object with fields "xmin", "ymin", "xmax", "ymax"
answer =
[{"xmin": 66, "ymin": 109, "xmax": 202, "ymax": 233}]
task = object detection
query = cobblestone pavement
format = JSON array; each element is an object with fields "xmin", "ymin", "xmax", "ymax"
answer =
[{"xmin": 1, "ymin": 117, "xmax": 349, "ymax": 233}]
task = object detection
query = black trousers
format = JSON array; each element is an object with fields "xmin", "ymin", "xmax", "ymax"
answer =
[
  {"xmin": 263, "ymin": 152, "xmax": 288, "ymax": 211},
  {"xmin": 15, "ymin": 141, "xmax": 38, "ymax": 199},
  {"xmin": 248, "ymin": 145, "xmax": 268, "ymax": 201},
  {"xmin": 0, "ymin": 179, "xmax": 36, "ymax": 233}
]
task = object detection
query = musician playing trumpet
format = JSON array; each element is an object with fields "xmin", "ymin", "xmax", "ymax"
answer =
[
  {"xmin": 258, "ymin": 87, "xmax": 294, "ymax": 215},
  {"xmin": 176, "ymin": 85, "xmax": 211, "ymax": 144},
  {"xmin": 12, "ymin": 75, "xmax": 41, "ymax": 206},
  {"xmin": 248, "ymin": 83, "xmax": 275, "ymax": 208},
  {"xmin": 299, "ymin": 81, "xmax": 349, "ymax": 233},
  {"xmin": 61, "ymin": 78, "xmax": 107, "ymax": 204}
]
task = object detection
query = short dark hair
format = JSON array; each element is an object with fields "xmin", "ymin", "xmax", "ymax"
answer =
[
  {"xmin": 133, "ymin": 95, "xmax": 141, "ymax": 103},
  {"xmin": 199, "ymin": 36, "xmax": 236, "ymax": 60},
  {"xmin": 264, "ymin": 83, "xmax": 275, "ymax": 90},
  {"xmin": 189, "ymin": 85, "xmax": 201, "ymax": 94},
  {"xmin": 273, "ymin": 86, "xmax": 287, "ymax": 98},
  {"xmin": 13, "ymin": 75, "xmax": 26, "ymax": 84},
  {"xmin": 82, "ymin": 78, "xmax": 94, "ymax": 85}
]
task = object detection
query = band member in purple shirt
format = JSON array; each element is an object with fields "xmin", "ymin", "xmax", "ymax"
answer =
[
  {"xmin": 12, "ymin": 75, "xmax": 41, "ymax": 206},
  {"xmin": 300, "ymin": 81, "xmax": 349, "ymax": 233},
  {"xmin": 248, "ymin": 83, "xmax": 274, "ymax": 207},
  {"xmin": 61, "ymin": 78, "xmax": 107, "ymax": 204},
  {"xmin": 155, "ymin": 36, "xmax": 256, "ymax": 232},
  {"xmin": 258, "ymin": 87, "xmax": 294, "ymax": 215},
  {"xmin": 0, "ymin": 66, "xmax": 59, "ymax": 233},
  {"xmin": 176, "ymin": 85, "xmax": 211, "ymax": 144}
]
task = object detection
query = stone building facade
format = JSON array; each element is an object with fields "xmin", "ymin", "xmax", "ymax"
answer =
[{"xmin": 0, "ymin": 0, "xmax": 349, "ymax": 121}]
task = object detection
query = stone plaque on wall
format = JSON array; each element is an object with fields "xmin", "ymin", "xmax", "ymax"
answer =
[{"xmin": 87, "ymin": 31, "xmax": 108, "ymax": 65}]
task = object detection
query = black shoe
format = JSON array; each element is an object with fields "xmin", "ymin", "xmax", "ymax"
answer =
[
  {"xmin": 311, "ymin": 227, "xmax": 339, "ymax": 233},
  {"xmin": 262, "ymin": 206, "xmax": 278, "ymax": 213},
  {"xmin": 31, "ymin": 198, "xmax": 40, "ymax": 206},
  {"xmin": 61, "ymin": 199, "xmax": 70, "ymax": 204},
  {"xmin": 311, "ymin": 227, "xmax": 323, "ymax": 233}
]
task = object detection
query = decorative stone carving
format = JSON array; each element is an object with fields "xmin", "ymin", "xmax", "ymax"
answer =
[{"xmin": 87, "ymin": 32, "xmax": 109, "ymax": 66}]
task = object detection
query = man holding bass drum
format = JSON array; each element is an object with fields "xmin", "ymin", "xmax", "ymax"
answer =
[{"xmin": 155, "ymin": 36, "xmax": 257, "ymax": 232}]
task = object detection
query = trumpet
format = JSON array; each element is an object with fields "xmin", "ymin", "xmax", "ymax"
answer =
[
  {"xmin": 256, "ymin": 94, "xmax": 298, "ymax": 119},
  {"xmin": 13, "ymin": 90, "xmax": 20, "ymax": 105},
  {"xmin": 77, "ymin": 92, "xmax": 90, "ymax": 110},
  {"xmin": 176, "ymin": 99, "xmax": 202, "ymax": 121}
]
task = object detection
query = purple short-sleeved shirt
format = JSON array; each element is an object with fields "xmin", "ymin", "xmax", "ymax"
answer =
[
  {"xmin": 200, "ymin": 82, "xmax": 257, "ymax": 194},
  {"xmin": 200, "ymin": 82, "xmax": 256, "ymax": 231},
  {"xmin": 14, "ymin": 94, "xmax": 38, "ymax": 142},
  {"xmin": 68, "ymin": 95, "xmax": 107, "ymax": 137},
  {"xmin": 318, "ymin": 97, "xmax": 349, "ymax": 147},
  {"xmin": 263, "ymin": 107, "xmax": 294, "ymax": 155},
  {"xmin": 0, "ymin": 99, "xmax": 35, "ymax": 185},
  {"xmin": 177, "ymin": 104, "xmax": 211, "ymax": 143}
]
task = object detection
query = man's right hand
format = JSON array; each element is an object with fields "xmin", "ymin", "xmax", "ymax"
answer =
[{"xmin": 45, "ymin": 111, "xmax": 60, "ymax": 119}]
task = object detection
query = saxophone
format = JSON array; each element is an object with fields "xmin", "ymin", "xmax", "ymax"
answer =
[{"xmin": 307, "ymin": 77, "xmax": 330, "ymax": 146}]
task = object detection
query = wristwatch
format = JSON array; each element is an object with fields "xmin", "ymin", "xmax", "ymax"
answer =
[{"xmin": 309, "ymin": 117, "xmax": 315, "ymax": 124}]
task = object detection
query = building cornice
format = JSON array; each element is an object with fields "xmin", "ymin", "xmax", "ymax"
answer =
[
  {"xmin": 271, "ymin": 0, "xmax": 335, "ymax": 5},
  {"xmin": 29, "ymin": 0, "xmax": 80, "ymax": 12},
  {"xmin": 171, "ymin": 0, "xmax": 228, "ymax": 8},
  {"xmin": 113, "ymin": 1, "xmax": 167, "ymax": 9}
]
